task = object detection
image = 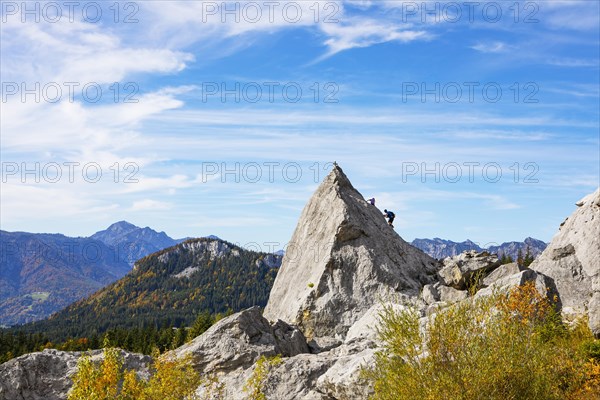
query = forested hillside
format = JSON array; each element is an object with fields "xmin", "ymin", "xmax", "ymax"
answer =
[{"xmin": 6, "ymin": 238, "xmax": 281, "ymax": 343}]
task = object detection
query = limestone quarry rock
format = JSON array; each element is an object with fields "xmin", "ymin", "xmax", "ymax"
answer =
[
  {"xmin": 170, "ymin": 307, "xmax": 308, "ymax": 374},
  {"xmin": 438, "ymin": 250, "xmax": 501, "ymax": 290},
  {"xmin": 263, "ymin": 165, "xmax": 439, "ymax": 344},
  {"xmin": 0, "ymin": 348, "xmax": 150, "ymax": 400},
  {"xmin": 530, "ymin": 188, "xmax": 600, "ymax": 336}
]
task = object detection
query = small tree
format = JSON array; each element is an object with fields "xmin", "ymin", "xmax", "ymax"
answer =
[
  {"xmin": 517, "ymin": 248, "xmax": 524, "ymax": 267},
  {"xmin": 523, "ymin": 245, "xmax": 534, "ymax": 267},
  {"xmin": 188, "ymin": 312, "xmax": 214, "ymax": 341},
  {"xmin": 69, "ymin": 346, "xmax": 202, "ymax": 400}
]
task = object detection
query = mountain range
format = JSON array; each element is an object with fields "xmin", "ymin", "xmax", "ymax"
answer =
[
  {"xmin": 1, "ymin": 219, "xmax": 548, "ymax": 328},
  {"xmin": 14, "ymin": 238, "xmax": 281, "ymax": 342},
  {"xmin": 411, "ymin": 237, "xmax": 548, "ymax": 260},
  {"xmin": 2, "ymin": 166, "xmax": 596, "ymax": 400},
  {"xmin": 0, "ymin": 222, "xmax": 187, "ymax": 327}
]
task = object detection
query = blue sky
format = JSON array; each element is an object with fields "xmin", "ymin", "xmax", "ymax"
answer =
[{"xmin": 1, "ymin": 0, "xmax": 599, "ymax": 251}]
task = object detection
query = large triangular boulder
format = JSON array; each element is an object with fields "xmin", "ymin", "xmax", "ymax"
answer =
[
  {"xmin": 530, "ymin": 188, "xmax": 600, "ymax": 336},
  {"xmin": 263, "ymin": 165, "xmax": 438, "ymax": 344}
]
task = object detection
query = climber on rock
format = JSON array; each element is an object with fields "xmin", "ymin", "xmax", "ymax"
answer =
[
  {"xmin": 383, "ymin": 209, "xmax": 395, "ymax": 228},
  {"xmin": 367, "ymin": 198, "xmax": 375, "ymax": 206}
]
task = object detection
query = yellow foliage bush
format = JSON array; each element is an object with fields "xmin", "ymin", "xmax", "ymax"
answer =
[
  {"xmin": 243, "ymin": 355, "xmax": 282, "ymax": 400},
  {"xmin": 68, "ymin": 347, "xmax": 202, "ymax": 400},
  {"xmin": 367, "ymin": 282, "xmax": 599, "ymax": 400}
]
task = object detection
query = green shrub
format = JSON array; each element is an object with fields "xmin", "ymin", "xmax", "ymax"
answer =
[
  {"xmin": 582, "ymin": 339, "xmax": 600, "ymax": 362},
  {"xmin": 366, "ymin": 282, "xmax": 596, "ymax": 400}
]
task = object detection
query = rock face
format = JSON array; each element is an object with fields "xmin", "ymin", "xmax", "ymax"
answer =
[
  {"xmin": 530, "ymin": 188, "xmax": 600, "ymax": 336},
  {"xmin": 263, "ymin": 165, "xmax": 438, "ymax": 344},
  {"xmin": 437, "ymin": 250, "xmax": 501, "ymax": 290},
  {"xmin": 170, "ymin": 307, "xmax": 308, "ymax": 374},
  {"xmin": 0, "ymin": 348, "xmax": 150, "ymax": 400}
]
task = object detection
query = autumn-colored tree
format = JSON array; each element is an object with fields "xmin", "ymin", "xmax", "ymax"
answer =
[
  {"xmin": 69, "ymin": 346, "xmax": 202, "ymax": 400},
  {"xmin": 68, "ymin": 347, "xmax": 123, "ymax": 400}
]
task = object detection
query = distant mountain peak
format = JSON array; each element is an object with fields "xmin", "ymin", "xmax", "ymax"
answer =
[
  {"xmin": 91, "ymin": 222, "xmax": 180, "ymax": 267},
  {"xmin": 104, "ymin": 220, "xmax": 139, "ymax": 232}
]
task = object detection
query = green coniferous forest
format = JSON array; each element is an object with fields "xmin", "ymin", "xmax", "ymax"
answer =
[{"xmin": 0, "ymin": 238, "xmax": 280, "ymax": 362}]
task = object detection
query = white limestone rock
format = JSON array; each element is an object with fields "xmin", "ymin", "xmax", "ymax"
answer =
[
  {"xmin": 530, "ymin": 188, "xmax": 600, "ymax": 336},
  {"xmin": 263, "ymin": 165, "xmax": 438, "ymax": 345}
]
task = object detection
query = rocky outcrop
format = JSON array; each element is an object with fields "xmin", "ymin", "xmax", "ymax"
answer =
[
  {"xmin": 437, "ymin": 250, "xmax": 501, "ymax": 290},
  {"xmin": 530, "ymin": 188, "xmax": 600, "ymax": 336},
  {"xmin": 263, "ymin": 165, "xmax": 438, "ymax": 345},
  {"xmin": 481, "ymin": 262, "xmax": 524, "ymax": 287},
  {"xmin": 0, "ymin": 348, "xmax": 150, "ymax": 400},
  {"xmin": 475, "ymin": 269, "xmax": 559, "ymax": 302},
  {"xmin": 170, "ymin": 307, "xmax": 308, "ymax": 374}
]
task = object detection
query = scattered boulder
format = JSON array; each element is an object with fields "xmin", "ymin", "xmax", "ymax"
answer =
[
  {"xmin": 313, "ymin": 341, "xmax": 376, "ymax": 399},
  {"xmin": 530, "ymin": 188, "xmax": 600, "ymax": 336},
  {"xmin": 0, "ymin": 348, "xmax": 150, "ymax": 400},
  {"xmin": 481, "ymin": 262, "xmax": 524, "ymax": 287},
  {"xmin": 438, "ymin": 285, "xmax": 468, "ymax": 303},
  {"xmin": 421, "ymin": 283, "xmax": 440, "ymax": 305},
  {"xmin": 170, "ymin": 307, "xmax": 308, "ymax": 374},
  {"xmin": 589, "ymin": 292, "xmax": 600, "ymax": 337},
  {"xmin": 438, "ymin": 250, "xmax": 501, "ymax": 290},
  {"xmin": 475, "ymin": 269, "xmax": 559, "ymax": 303}
]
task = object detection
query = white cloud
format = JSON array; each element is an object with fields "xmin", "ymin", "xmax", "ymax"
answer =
[
  {"xmin": 541, "ymin": 0, "xmax": 599, "ymax": 31},
  {"xmin": 318, "ymin": 18, "xmax": 429, "ymax": 60},
  {"xmin": 546, "ymin": 58, "xmax": 599, "ymax": 68},
  {"xmin": 130, "ymin": 199, "xmax": 173, "ymax": 211},
  {"xmin": 471, "ymin": 41, "xmax": 509, "ymax": 54}
]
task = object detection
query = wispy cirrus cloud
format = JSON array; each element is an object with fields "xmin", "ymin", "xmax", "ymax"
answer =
[
  {"xmin": 317, "ymin": 18, "xmax": 429, "ymax": 60},
  {"xmin": 471, "ymin": 41, "xmax": 509, "ymax": 54},
  {"xmin": 546, "ymin": 57, "xmax": 599, "ymax": 68}
]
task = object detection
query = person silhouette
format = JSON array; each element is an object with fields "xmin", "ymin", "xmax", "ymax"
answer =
[{"xmin": 383, "ymin": 209, "xmax": 395, "ymax": 228}]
